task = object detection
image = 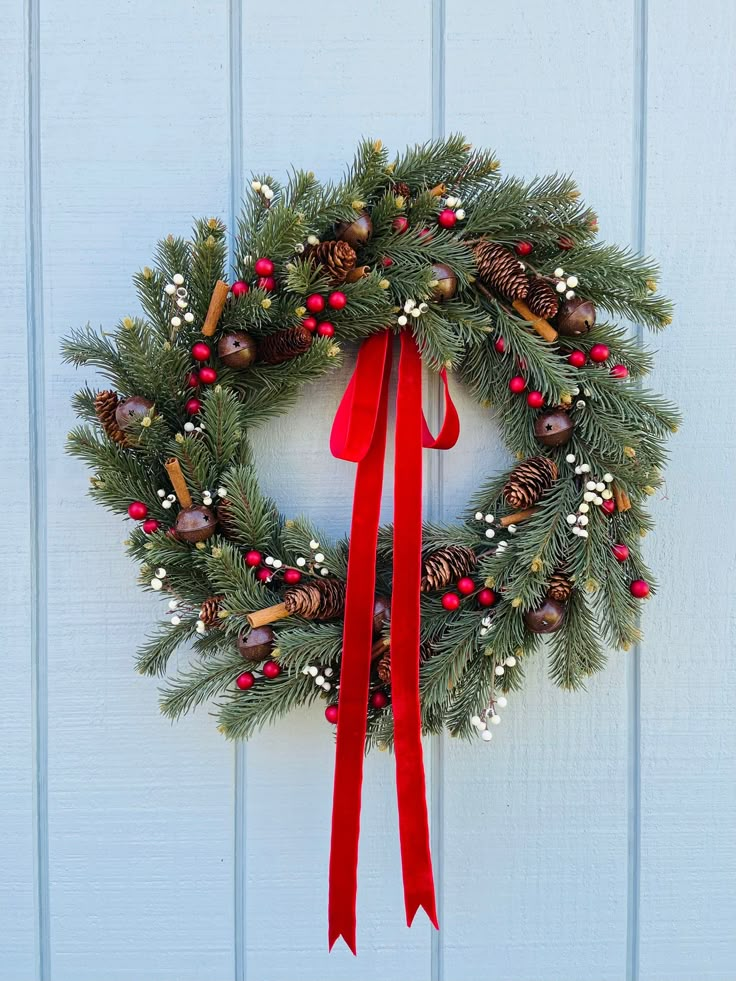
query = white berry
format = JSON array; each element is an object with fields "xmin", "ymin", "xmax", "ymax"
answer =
[
  {"xmin": 203, "ymin": 497, "xmax": 213, "ymax": 506},
  {"xmin": 577, "ymin": 515, "xmax": 589, "ymax": 526},
  {"xmin": 485, "ymin": 528, "xmax": 495, "ymax": 539},
  {"xmin": 217, "ymin": 487, "xmax": 228, "ymax": 498},
  {"xmin": 171, "ymin": 615, "xmax": 181, "ymax": 626},
  {"xmin": 583, "ymin": 492, "xmax": 595, "ymax": 502},
  {"xmin": 602, "ymin": 489, "xmax": 613, "ymax": 500},
  {"xmin": 158, "ymin": 489, "xmax": 166, "ymax": 498},
  {"xmin": 162, "ymin": 500, "xmax": 172, "ymax": 510},
  {"xmin": 566, "ymin": 514, "xmax": 577, "ymax": 525},
  {"xmin": 586, "ymin": 481, "xmax": 596, "ymax": 491},
  {"xmin": 315, "ymin": 675, "xmax": 324, "ymax": 686},
  {"xmin": 322, "ymin": 682, "xmax": 331, "ymax": 692},
  {"xmin": 603, "ymin": 473, "xmax": 614, "ymax": 483},
  {"xmin": 475, "ymin": 511, "xmax": 484, "ymax": 520},
  {"xmin": 579, "ymin": 503, "xmax": 590, "ymax": 514},
  {"xmin": 490, "ymin": 714, "xmax": 501, "ymax": 725},
  {"xmin": 507, "ymin": 524, "xmax": 517, "ymax": 534},
  {"xmin": 272, "ymin": 559, "xmax": 283, "ymax": 569},
  {"xmin": 554, "ymin": 267, "xmax": 564, "ymax": 278},
  {"xmin": 566, "ymin": 454, "xmax": 576, "ymax": 463},
  {"xmin": 170, "ymin": 316, "xmax": 181, "ymax": 327},
  {"xmin": 556, "ymin": 281, "xmax": 567, "ymax": 293},
  {"xmin": 176, "ymin": 298, "xmax": 188, "ymax": 309},
  {"xmin": 251, "ymin": 180, "xmax": 262, "ymax": 191},
  {"xmin": 173, "ymin": 273, "xmax": 184, "ymax": 286},
  {"xmin": 470, "ymin": 714, "xmax": 482, "ymax": 728},
  {"xmin": 566, "ymin": 275, "xmax": 578, "ymax": 288},
  {"xmin": 321, "ymin": 568, "xmax": 330, "ymax": 576},
  {"xmin": 505, "ymin": 656, "xmax": 516, "ymax": 667},
  {"xmin": 164, "ymin": 283, "xmax": 176, "ymax": 295},
  {"xmin": 308, "ymin": 666, "xmax": 318, "ymax": 677},
  {"xmin": 324, "ymin": 668, "xmax": 333, "ymax": 677},
  {"xmin": 296, "ymin": 557, "xmax": 306, "ymax": 567},
  {"xmin": 481, "ymin": 730, "xmax": 493, "ymax": 741},
  {"xmin": 497, "ymin": 696, "xmax": 508, "ymax": 708},
  {"xmin": 580, "ymin": 463, "xmax": 591, "ymax": 473},
  {"xmin": 184, "ymin": 422, "xmax": 195, "ymax": 432},
  {"xmin": 314, "ymin": 552, "xmax": 325, "ymax": 563},
  {"xmin": 155, "ymin": 567, "xmax": 166, "ymax": 579},
  {"xmin": 494, "ymin": 665, "xmax": 505, "ymax": 676},
  {"xmin": 263, "ymin": 186, "xmax": 274, "ymax": 200},
  {"xmin": 397, "ymin": 315, "xmax": 408, "ymax": 326},
  {"xmin": 265, "ymin": 556, "xmax": 274, "ymax": 566},
  {"xmin": 456, "ymin": 208, "xmax": 465, "ymax": 220},
  {"xmin": 184, "ymin": 312, "xmax": 195, "ymax": 323},
  {"xmin": 565, "ymin": 290, "xmax": 576, "ymax": 300},
  {"xmin": 150, "ymin": 578, "xmax": 163, "ymax": 591}
]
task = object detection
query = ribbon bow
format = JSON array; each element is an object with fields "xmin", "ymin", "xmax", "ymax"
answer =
[{"xmin": 328, "ymin": 329, "xmax": 459, "ymax": 953}]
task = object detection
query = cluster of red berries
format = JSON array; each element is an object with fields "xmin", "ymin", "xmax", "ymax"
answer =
[
  {"xmin": 243, "ymin": 549, "xmax": 303, "ymax": 586},
  {"xmin": 324, "ymin": 688, "xmax": 388, "ymax": 725},
  {"xmin": 127, "ymin": 500, "xmax": 160, "ymax": 535},
  {"xmin": 441, "ymin": 578, "xmax": 498, "ymax": 611},
  {"xmin": 230, "ymin": 256, "xmax": 277, "ymax": 297},
  {"xmin": 236, "ymin": 659, "xmax": 282, "ymax": 691},
  {"xmin": 303, "ymin": 290, "xmax": 347, "ymax": 337}
]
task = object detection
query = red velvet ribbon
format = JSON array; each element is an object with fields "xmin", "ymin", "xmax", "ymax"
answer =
[{"xmin": 328, "ymin": 330, "xmax": 459, "ymax": 953}]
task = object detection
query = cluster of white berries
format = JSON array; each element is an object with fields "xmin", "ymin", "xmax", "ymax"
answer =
[
  {"xmin": 293, "ymin": 539, "xmax": 331, "ymax": 577},
  {"xmin": 301, "ymin": 664, "xmax": 334, "ymax": 693},
  {"xmin": 164, "ymin": 273, "xmax": 195, "ymax": 329},
  {"xmin": 397, "ymin": 298, "xmax": 429, "ymax": 327},
  {"xmin": 470, "ymin": 696, "xmax": 509, "ymax": 742},
  {"xmin": 263, "ymin": 554, "xmax": 284, "ymax": 571},
  {"xmin": 168, "ymin": 598, "xmax": 184, "ymax": 626},
  {"xmin": 199, "ymin": 486, "xmax": 227, "ymax": 508},
  {"xmin": 553, "ymin": 267, "xmax": 579, "ymax": 300},
  {"xmin": 150, "ymin": 567, "xmax": 167, "ymax": 591},
  {"xmin": 443, "ymin": 195, "xmax": 466, "ymax": 220},
  {"xmin": 564, "ymin": 453, "xmax": 615, "ymax": 538},
  {"xmin": 569, "ymin": 384, "xmax": 592, "ymax": 410},
  {"xmin": 157, "ymin": 489, "xmax": 177, "ymax": 510},
  {"xmin": 473, "ymin": 511, "xmax": 497, "ymax": 539},
  {"xmin": 183, "ymin": 420, "xmax": 206, "ymax": 436},
  {"xmin": 251, "ymin": 179, "xmax": 274, "ymax": 201},
  {"xmin": 479, "ymin": 613, "xmax": 493, "ymax": 637}
]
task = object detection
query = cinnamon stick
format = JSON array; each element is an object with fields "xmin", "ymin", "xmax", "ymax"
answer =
[
  {"xmin": 512, "ymin": 299, "xmax": 558, "ymax": 343},
  {"xmin": 613, "ymin": 483, "xmax": 632, "ymax": 512},
  {"xmin": 201, "ymin": 280, "xmax": 230, "ymax": 337},
  {"xmin": 345, "ymin": 264, "xmax": 371, "ymax": 282},
  {"xmin": 500, "ymin": 508, "xmax": 538, "ymax": 528},
  {"xmin": 165, "ymin": 457, "xmax": 193, "ymax": 508},
  {"xmin": 371, "ymin": 637, "xmax": 390, "ymax": 660},
  {"xmin": 429, "ymin": 183, "xmax": 446, "ymax": 197},
  {"xmin": 247, "ymin": 603, "xmax": 290, "ymax": 629}
]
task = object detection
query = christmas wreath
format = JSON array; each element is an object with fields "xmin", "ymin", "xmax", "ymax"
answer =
[{"xmin": 63, "ymin": 137, "xmax": 679, "ymax": 951}]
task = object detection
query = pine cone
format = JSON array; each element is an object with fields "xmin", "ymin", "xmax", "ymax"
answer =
[
  {"xmin": 473, "ymin": 242, "xmax": 529, "ymax": 301},
  {"xmin": 557, "ymin": 235, "xmax": 574, "ymax": 251},
  {"xmin": 94, "ymin": 390, "xmax": 128, "ymax": 446},
  {"xmin": 200, "ymin": 595, "xmax": 224, "ymax": 627},
  {"xmin": 420, "ymin": 545, "xmax": 477, "ymax": 592},
  {"xmin": 258, "ymin": 325, "xmax": 313, "ymax": 365},
  {"xmin": 526, "ymin": 279, "xmax": 559, "ymax": 319},
  {"xmin": 310, "ymin": 239, "xmax": 357, "ymax": 284},
  {"xmin": 284, "ymin": 578, "xmax": 346, "ymax": 620},
  {"xmin": 548, "ymin": 570, "xmax": 572, "ymax": 603},
  {"xmin": 392, "ymin": 180, "xmax": 411, "ymax": 200},
  {"xmin": 503, "ymin": 456, "xmax": 559, "ymax": 509},
  {"xmin": 376, "ymin": 649, "xmax": 391, "ymax": 684}
]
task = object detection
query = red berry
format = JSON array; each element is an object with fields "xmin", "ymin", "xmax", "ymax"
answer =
[
  {"xmin": 302, "ymin": 316, "xmax": 318, "ymax": 332},
  {"xmin": 262, "ymin": 660, "xmax": 281, "ymax": 679},
  {"xmin": 568, "ymin": 350, "xmax": 587, "ymax": 368},
  {"xmin": 442, "ymin": 592, "xmax": 461, "ymax": 611},
  {"xmin": 601, "ymin": 498, "xmax": 616, "ymax": 515},
  {"xmin": 306, "ymin": 294, "xmax": 325, "ymax": 313},
  {"xmin": 457, "ymin": 576, "xmax": 475, "ymax": 595},
  {"xmin": 236, "ymin": 671, "xmax": 255, "ymax": 690},
  {"xmin": 128, "ymin": 501, "xmax": 148, "ymax": 520},
  {"xmin": 327, "ymin": 291, "xmax": 347, "ymax": 310},
  {"xmin": 527, "ymin": 390, "xmax": 544, "ymax": 409},
  {"xmin": 325, "ymin": 704, "xmax": 339, "ymax": 724},
  {"xmin": 245, "ymin": 550, "xmax": 262, "ymax": 567},
  {"xmin": 185, "ymin": 397, "xmax": 201, "ymax": 415},
  {"xmin": 477, "ymin": 588, "xmax": 497, "ymax": 608},
  {"xmin": 142, "ymin": 518, "xmax": 160, "ymax": 534},
  {"xmin": 612, "ymin": 543, "xmax": 630, "ymax": 562},
  {"xmin": 494, "ymin": 337, "xmax": 506, "ymax": 354},
  {"xmin": 392, "ymin": 216, "xmax": 409, "ymax": 234},
  {"xmin": 254, "ymin": 257, "xmax": 274, "ymax": 277},
  {"xmin": 437, "ymin": 208, "xmax": 457, "ymax": 229},
  {"xmin": 381, "ymin": 256, "xmax": 394, "ymax": 268},
  {"xmin": 370, "ymin": 690, "xmax": 389, "ymax": 709},
  {"xmin": 283, "ymin": 568, "xmax": 302, "ymax": 585},
  {"xmin": 515, "ymin": 240, "xmax": 533, "ymax": 256},
  {"xmin": 186, "ymin": 371, "xmax": 200, "ymax": 388},
  {"xmin": 198, "ymin": 366, "xmax": 217, "ymax": 384},
  {"xmin": 257, "ymin": 276, "xmax": 275, "ymax": 292},
  {"xmin": 611, "ymin": 364, "xmax": 629, "ymax": 379},
  {"xmin": 231, "ymin": 281, "xmax": 249, "ymax": 297},
  {"xmin": 589, "ymin": 343, "xmax": 610, "ymax": 363},
  {"xmin": 509, "ymin": 376, "xmax": 526, "ymax": 393},
  {"xmin": 317, "ymin": 322, "xmax": 335, "ymax": 337},
  {"xmin": 191, "ymin": 342, "xmax": 211, "ymax": 362},
  {"xmin": 630, "ymin": 579, "xmax": 650, "ymax": 599},
  {"xmin": 256, "ymin": 567, "xmax": 273, "ymax": 583}
]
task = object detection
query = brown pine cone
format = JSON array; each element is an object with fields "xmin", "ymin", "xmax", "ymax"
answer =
[
  {"xmin": 420, "ymin": 545, "xmax": 477, "ymax": 592},
  {"xmin": 473, "ymin": 242, "xmax": 529, "ymax": 301},
  {"xmin": 258, "ymin": 325, "xmax": 313, "ymax": 365},
  {"xmin": 392, "ymin": 180, "xmax": 411, "ymax": 200},
  {"xmin": 526, "ymin": 279, "xmax": 559, "ymax": 319},
  {"xmin": 200, "ymin": 595, "xmax": 224, "ymax": 627},
  {"xmin": 94, "ymin": 390, "xmax": 128, "ymax": 446},
  {"xmin": 376, "ymin": 649, "xmax": 391, "ymax": 684},
  {"xmin": 503, "ymin": 456, "xmax": 559, "ymax": 509},
  {"xmin": 284, "ymin": 577, "xmax": 346, "ymax": 620},
  {"xmin": 547, "ymin": 570, "xmax": 572, "ymax": 603},
  {"xmin": 309, "ymin": 239, "xmax": 357, "ymax": 284}
]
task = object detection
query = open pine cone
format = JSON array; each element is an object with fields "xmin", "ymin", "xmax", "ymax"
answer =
[
  {"xmin": 526, "ymin": 279, "xmax": 559, "ymax": 319},
  {"xmin": 94, "ymin": 390, "xmax": 128, "ymax": 446},
  {"xmin": 473, "ymin": 242, "xmax": 529, "ymax": 301},
  {"xmin": 504, "ymin": 456, "xmax": 559, "ymax": 509},
  {"xmin": 258, "ymin": 325, "xmax": 313, "ymax": 365},
  {"xmin": 309, "ymin": 239, "xmax": 357, "ymax": 283},
  {"xmin": 547, "ymin": 570, "xmax": 573, "ymax": 603},
  {"xmin": 284, "ymin": 578, "xmax": 346, "ymax": 620},
  {"xmin": 200, "ymin": 595, "xmax": 224, "ymax": 627},
  {"xmin": 420, "ymin": 545, "xmax": 477, "ymax": 592}
]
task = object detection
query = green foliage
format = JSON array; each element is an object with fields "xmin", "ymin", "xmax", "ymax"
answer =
[{"xmin": 63, "ymin": 135, "xmax": 679, "ymax": 748}]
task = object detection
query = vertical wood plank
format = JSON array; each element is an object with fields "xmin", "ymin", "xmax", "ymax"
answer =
[
  {"xmin": 240, "ymin": 2, "xmax": 435, "ymax": 976},
  {"xmin": 640, "ymin": 4, "xmax": 736, "ymax": 978},
  {"xmin": 40, "ymin": 3, "xmax": 235, "ymax": 978},
  {"xmin": 440, "ymin": 4, "xmax": 636, "ymax": 978},
  {"xmin": 0, "ymin": 0, "xmax": 37, "ymax": 976}
]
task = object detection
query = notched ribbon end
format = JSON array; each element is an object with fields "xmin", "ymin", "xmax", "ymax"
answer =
[
  {"xmin": 405, "ymin": 895, "xmax": 440, "ymax": 931},
  {"xmin": 328, "ymin": 927, "xmax": 358, "ymax": 956}
]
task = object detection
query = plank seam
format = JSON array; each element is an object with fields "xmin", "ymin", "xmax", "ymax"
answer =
[
  {"xmin": 24, "ymin": 0, "xmax": 50, "ymax": 976},
  {"xmin": 430, "ymin": 2, "xmax": 446, "ymax": 979},
  {"xmin": 627, "ymin": 1, "xmax": 648, "ymax": 978},
  {"xmin": 229, "ymin": 0, "xmax": 246, "ymax": 978}
]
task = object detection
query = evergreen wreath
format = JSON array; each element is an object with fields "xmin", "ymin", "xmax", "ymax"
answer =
[{"xmin": 63, "ymin": 137, "xmax": 680, "ymax": 749}]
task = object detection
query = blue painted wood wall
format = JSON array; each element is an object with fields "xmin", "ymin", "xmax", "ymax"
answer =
[{"xmin": 2, "ymin": 1, "xmax": 734, "ymax": 978}]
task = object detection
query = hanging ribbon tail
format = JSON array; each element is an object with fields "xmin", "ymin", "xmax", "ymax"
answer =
[
  {"xmin": 328, "ymin": 330, "xmax": 459, "ymax": 951},
  {"xmin": 328, "ymin": 331, "xmax": 392, "ymax": 954}
]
